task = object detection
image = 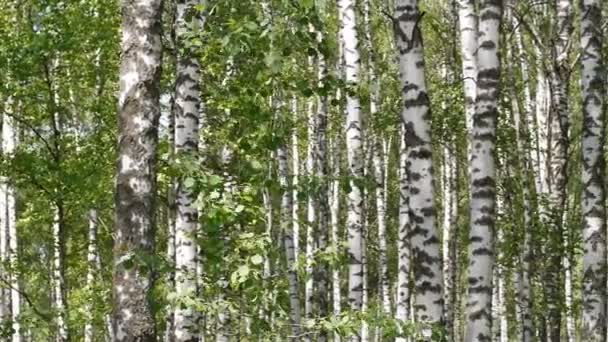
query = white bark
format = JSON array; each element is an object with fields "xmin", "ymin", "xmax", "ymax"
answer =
[
  {"xmin": 329, "ymin": 134, "xmax": 341, "ymax": 342},
  {"xmin": 394, "ymin": 1, "xmax": 443, "ymax": 337},
  {"xmin": 364, "ymin": 0, "xmax": 390, "ymax": 317},
  {"xmin": 315, "ymin": 27, "xmax": 330, "ymax": 339},
  {"xmin": 579, "ymin": 1, "xmax": 606, "ymax": 339},
  {"xmin": 338, "ymin": 1, "xmax": 365, "ymax": 340},
  {"xmin": 442, "ymin": 142, "xmax": 457, "ymax": 342},
  {"xmin": 52, "ymin": 209, "xmax": 68, "ymax": 342},
  {"xmin": 465, "ymin": 1, "xmax": 501, "ymax": 341},
  {"xmin": 279, "ymin": 142, "xmax": 302, "ymax": 339},
  {"xmin": 396, "ymin": 129, "xmax": 411, "ymax": 342},
  {"xmin": 457, "ymin": 0, "xmax": 477, "ymax": 148},
  {"xmin": 84, "ymin": 210, "xmax": 99, "ymax": 342},
  {"xmin": 114, "ymin": 0, "xmax": 162, "ymax": 339},
  {"xmin": 3, "ymin": 104, "xmax": 19, "ymax": 342},
  {"xmin": 292, "ymin": 98, "xmax": 301, "ymax": 261},
  {"xmin": 305, "ymin": 66, "xmax": 316, "ymax": 321},
  {"xmin": 173, "ymin": 1, "xmax": 203, "ymax": 340}
]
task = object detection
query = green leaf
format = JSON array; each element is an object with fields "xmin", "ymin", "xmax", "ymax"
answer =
[{"xmin": 250, "ymin": 254, "xmax": 264, "ymax": 265}]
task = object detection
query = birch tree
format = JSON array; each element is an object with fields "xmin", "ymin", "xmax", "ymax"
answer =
[
  {"xmin": 457, "ymin": 0, "xmax": 477, "ymax": 146},
  {"xmin": 579, "ymin": 0, "xmax": 606, "ymax": 339},
  {"xmin": 337, "ymin": 1, "xmax": 365, "ymax": 338},
  {"xmin": 465, "ymin": 0, "xmax": 501, "ymax": 341},
  {"xmin": 394, "ymin": 0, "xmax": 443, "ymax": 337},
  {"xmin": 364, "ymin": 0, "xmax": 390, "ymax": 316},
  {"xmin": 395, "ymin": 128, "xmax": 411, "ymax": 342},
  {"xmin": 173, "ymin": 0, "xmax": 203, "ymax": 340},
  {"xmin": 279, "ymin": 142, "xmax": 302, "ymax": 340},
  {"xmin": 113, "ymin": 0, "xmax": 163, "ymax": 339},
  {"xmin": 2, "ymin": 98, "xmax": 20, "ymax": 342}
]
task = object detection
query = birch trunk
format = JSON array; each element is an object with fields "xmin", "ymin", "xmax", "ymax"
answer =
[
  {"xmin": 457, "ymin": 0, "xmax": 477, "ymax": 149},
  {"xmin": 0, "ymin": 136, "xmax": 6, "ymax": 321},
  {"xmin": 52, "ymin": 208, "xmax": 68, "ymax": 342},
  {"xmin": 305, "ymin": 72, "xmax": 316, "ymax": 322},
  {"xmin": 338, "ymin": 1, "xmax": 365, "ymax": 340},
  {"xmin": 360, "ymin": 145, "xmax": 372, "ymax": 342},
  {"xmin": 329, "ymin": 134, "xmax": 341, "ymax": 342},
  {"xmin": 395, "ymin": 129, "xmax": 411, "ymax": 342},
  {"xmin": 442, "ymin": 142, "xmax": 457, "ymax": 342},
  {"xmin": 173, "ymin": 1, "xmax": 203, "ymax": 340},
  {"xmin": 279, "ymin": 143, "xmax": 302, "ymax": 340},
  {"xmin": 364, "ymin": 0, "xmax": 390, "ymax": 316},
  {"xmin": 394, "ymin": 1, "xmax": 443, "ymax": 337},
  {"xmin": 315, "ymin": 30, "xmax": 330, "ymax": 339},
  {"xmin": 546, "ymin": 2, "xmax": 573, "ymax": 339},
  {"xmin": 166, "ymin": 94, "xmax": 177, "ymax": 342},
  {"xmin": 3, "ymin": 106, "xmax": 19, "ymax": 342},
  {"xmin": 84, "ymin": 210, "xmax": 99, "ymax": 342},
  {"xmin": 292, "ymin": 98, "xmax": 300, "ymax": 261},
  {"xmin": 465, "ymin": 1, "xmax": 501, "ymax": 341},
  {"xmin": 579, "ymin": 1, "xmax": 607, "ymax": 339},
  {"xmin": 114, "ymin": 0, "xmax": 162, "ymax": 339}
]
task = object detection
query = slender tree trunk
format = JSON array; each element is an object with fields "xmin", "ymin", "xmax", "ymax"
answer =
[
  {"xmin": 0, "ymin": 128, "xmax": 7, "ymax": 320},
  {"xmin": 464, "ymin": 1, "xmax": 501, "ymax": 341},
  {"xmin": 166, "ymin": 94, "xmax": 177, "ymax": 342},
  {"xmin": 173, "ymin": 1, "xmax": 202, "ymax": 340},
  {"xmin": 292, "ymin": 98, "xmax": 301, "ymax": 261},
  {"xmin": 534, "ymin": 47, "xmax": 549, "ymax": 197},
  {"xmin": 3, "ymin": 107, "xmax": 19, "ymax": 342},
  {"xmin": 52, "ymin": 208, "xmax": 68, "ymax": 342},
  {"xmin": 279, "ymin": 142, "xmax": 302, "ymax": 340},
  {"xmin": 509, "ymin": 50, "xmax": 535, "ymax": 342},
  {"xmin": 492, "ymin": 187, "xmax": 507, "ymax": 342},
  {"xmin": 305, "ymin": 65, "xmax": 316, "ymax": 322},
  {"xmin": 360, "ymin": 145, "xmax": 372, "ymax": 342},
  {"xmin": 394, "ymin": 1, "xmax": 443, "ymax": 338},
  {"xmin": 338, "ymin": 1, "xmax": 365, "ymax": 340},
  {"xmin": 315, "ymin": 28, "xmax": 330, "ymax": 341},
  {"xmin": 329, "ymin": 133, "xmax": 341, "ymax": 342},
  {"xmin": 395, "ymin": 128, "xmax": 411, "ymax": 342},
  {"xmin": 580, "ymin": 1, "xmax": 607, "ymax": 340},
  {"xmin": 545, "ymin": 1, "xmax": 573, "ymax": 338},
  {"xmin": 364, "ymin": 0, "xmax": 390, "ymax": 317},
  {"xmin": 84, "ymin": 210, "xmax": 99, "ymax": 342},
  {"xmin": 331, "ymin": 9, "xmax": 344, "ymax": 340},
  {"xmin": 442, "ymin": 142, "xmax": 457, "ymax": 342},
  {"xmin": 113, "ymin": 0, "xmax": 163, "ymax": 340}
]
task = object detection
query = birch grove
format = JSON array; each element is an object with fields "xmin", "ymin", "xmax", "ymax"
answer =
[{"xmin": 1, "ymin": 0, "xmax": 608, "ymax": 341}]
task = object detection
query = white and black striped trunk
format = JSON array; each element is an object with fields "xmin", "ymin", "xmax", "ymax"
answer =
[
  {"xmin": 579, "ymin": 0, "xmax": 606, "ymax": 340},
  {"xmin": 52, "ymin": 208, "xmax": 68, "ymax": 342},
  {"xmin": 394, "ymin": 1, "xmax": 443, "ymax": 337},
  {"xmin": 173, "ymin": 1, "xmax": 203, "ymax": 340},
  {"xmin": 464, "ymin": 1, "xmax": 501, "ymax": 341},
  {"xmin": 457, "ymin": 0, "xmax": 477, "ymax": 158},
  {"xmin": 395, "ymin": 128, "xmax": 410, "ymax": 342}
]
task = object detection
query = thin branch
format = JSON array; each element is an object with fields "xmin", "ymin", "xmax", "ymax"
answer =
[{"xmin": 0, "ymin": 274, "xmax": 53, "ymax": 321}]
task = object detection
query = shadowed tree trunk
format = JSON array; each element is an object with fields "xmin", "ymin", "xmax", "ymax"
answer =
[
  {"xmin": 113, "ymin": 0, "xmax": 163, "ymax": 340},
  {"xmin": 579, "ymin": 0, "xmax": 607, "ymax": 340}
]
